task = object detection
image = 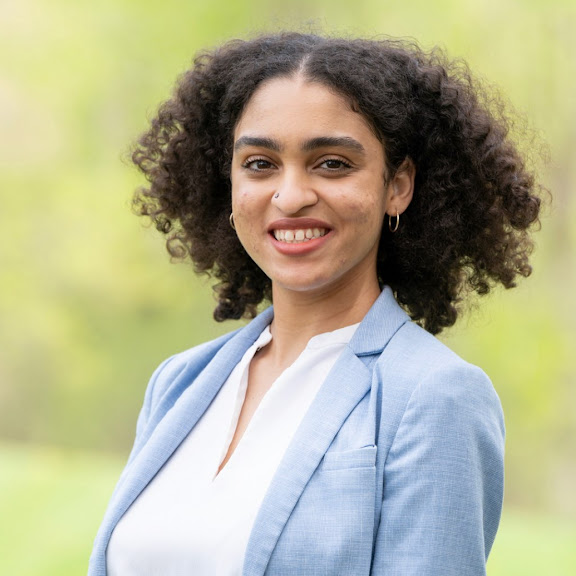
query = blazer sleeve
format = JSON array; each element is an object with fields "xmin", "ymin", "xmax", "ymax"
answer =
[
  {"xmin": 371, "ymin": 362, "xmax": 505, "ymax": 576},
  {"xmin": 126, "ymin": 356, "xmax": 177, "ymax": 462}
]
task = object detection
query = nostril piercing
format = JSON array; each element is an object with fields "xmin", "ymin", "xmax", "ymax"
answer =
[{"xmin": 274, "ymin": 192, "xmax": 280, "ymax": 199}]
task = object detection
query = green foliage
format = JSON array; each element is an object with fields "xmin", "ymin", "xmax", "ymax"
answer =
[{"xmin": 1, "ymin": 0, "xmax": 574, "ymax": 522}]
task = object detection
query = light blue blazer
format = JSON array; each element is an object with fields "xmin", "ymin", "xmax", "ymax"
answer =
[{"xmin": 89, "ymin": 287, "xmax": 504, "ymax": 575}]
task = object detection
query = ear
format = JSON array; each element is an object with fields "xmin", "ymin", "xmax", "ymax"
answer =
[{"xmin": 386, "ymin": 158, "xmax": 415, "ymax": 216}]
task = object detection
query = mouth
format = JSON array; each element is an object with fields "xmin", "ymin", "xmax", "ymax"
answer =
[{"xmin": 272, "ymin": 228, "xmax": 328, "ymax": 244}]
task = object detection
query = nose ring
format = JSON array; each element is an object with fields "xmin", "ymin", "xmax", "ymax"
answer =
[{"xmin": 273, "ymin": 192, "xmax": 280, "ymax": 199}]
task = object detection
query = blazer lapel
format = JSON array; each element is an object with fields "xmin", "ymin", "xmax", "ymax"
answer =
[
  {"xmin": 242, "ymin": 349, "xmax": 373, "ymax": 575},
  {"xmin": 93, "ymin": 308, "xmax": 274, "ymax": 567},
  {"xmin": 243, "ymin": 287, "xmax": 410, "ymax": 575}
]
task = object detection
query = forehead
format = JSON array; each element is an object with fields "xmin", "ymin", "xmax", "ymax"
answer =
[{"xmin": 234, "ymin": 76, "xmax": 378, "ymax": 143}]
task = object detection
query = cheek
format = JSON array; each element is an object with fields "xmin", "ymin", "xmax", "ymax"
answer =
[
  {"xmin": 231, "ymin": 179, "xmax": 250, "ymax": 209},
  {"xmin": 232, "ymin": 196, "xmax": 266, "ymax": 256},
  {"xmin": 232, "ymin": 187, "xmax": 260, "ymax": 230},
  {"xmin": 231, "ymin": 165, "xmax": 259, "ymax": 204},
  {"xmin": 338, "ymin": 186, "xmax": 386, "ymax": 228}
]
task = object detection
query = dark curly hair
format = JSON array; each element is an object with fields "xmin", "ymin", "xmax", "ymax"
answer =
[{"xmin": 132, "ymin": 32, "xmax": 544, "ymax": 334}]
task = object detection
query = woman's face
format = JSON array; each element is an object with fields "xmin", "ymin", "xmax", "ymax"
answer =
[{"xmin": 231, "ymin": 76, "xmax": 398, "ymax": 299}]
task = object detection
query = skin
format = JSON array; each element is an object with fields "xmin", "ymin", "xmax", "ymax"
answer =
[{"xmin": 218, "ymin": 76, "xmax": 414, "ymax": 474}]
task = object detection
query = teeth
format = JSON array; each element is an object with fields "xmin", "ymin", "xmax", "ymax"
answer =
[{"xmin": 273, "ymin": 228, "xmax": 327, "ymax": 243}]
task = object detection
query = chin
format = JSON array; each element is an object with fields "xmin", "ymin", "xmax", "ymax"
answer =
[{"xmin": 271, "ymin": 273, "xmax": 344, "ymax": 296}]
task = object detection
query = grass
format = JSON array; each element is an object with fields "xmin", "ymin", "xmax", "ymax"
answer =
[
  {"xmin": 0, "ymin": 442, "xmax": 124, "ymax": 575},
  {"xmin": 488, "ymin": 508, "xmax": 576, "ymax": 575},
  {"xmin": 0, "ymin": 441, "xmax": 574, "ymax": 575}
]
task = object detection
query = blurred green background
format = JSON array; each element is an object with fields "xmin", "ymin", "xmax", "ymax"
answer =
[{"xmin": 1, "ymin": 0, "xmax": 575, "ymax": 573}]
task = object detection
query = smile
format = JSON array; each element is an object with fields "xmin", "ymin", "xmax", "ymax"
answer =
[{"xmin": 273, "ymin": 228, "xmax": 327, "ymax": 243}]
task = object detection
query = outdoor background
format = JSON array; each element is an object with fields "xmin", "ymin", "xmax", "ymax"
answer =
[{"xmin": 1, "ymin": 0, "xmax": 575, "ymax": 574}]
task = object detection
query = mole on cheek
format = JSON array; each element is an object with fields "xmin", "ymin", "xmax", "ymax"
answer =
[{"xmin": 355, "ymin": 211, "xmax": 372, "ymax": 225}]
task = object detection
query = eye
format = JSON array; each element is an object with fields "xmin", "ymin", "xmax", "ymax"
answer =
[
  {"xmin": 318, "ymin": 158, "xmax": 352, "ymax": 171},
  {"xmin": 242, "ymin": 157, "xmax": 275, "ymax": 172}
]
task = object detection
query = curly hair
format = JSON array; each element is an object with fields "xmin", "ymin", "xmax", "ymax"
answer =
[{"xmin": 132, "ymin": 32, "xmax": 543, "ymax": 334}]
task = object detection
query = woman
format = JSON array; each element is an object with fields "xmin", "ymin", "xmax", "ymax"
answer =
[{"xmin": 90, "ymin": 33, "xmax": 543, "ymax": 575}]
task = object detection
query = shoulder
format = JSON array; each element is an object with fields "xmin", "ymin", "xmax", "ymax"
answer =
[
  {"xmin": 373, "ymin": 322, "xmax": 506, "ymax": 569},
  {"xmin": 144, "ymin": 327, "xmax": 243, "ymax": 407},
  {"xmin": 381, "ymin": 320, "xmax": 498, "ymax": 394},
  {"xmin": 139, "ymin": 305, "xmax": 274, "ymax": 420},
  {"xmin": 374, "ymin": 320, "xmax": 504, "ymax": 438}
]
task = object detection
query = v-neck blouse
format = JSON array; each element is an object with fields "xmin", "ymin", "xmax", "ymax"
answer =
[{"xmin": 107, "ymin": 322, "xmax": 359, "ymax": 576}]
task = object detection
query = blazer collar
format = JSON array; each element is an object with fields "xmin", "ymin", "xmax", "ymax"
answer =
[
  {"xmin": 243, "ymin": 286, "xmax": 410, "ymax": 574},
  {"xmin": 246, "ymin": 285, "xmax": 408, "ymax": 358},
  {"xmin": 348, "ymin": 285, "xmax": 410, "ymax": 356}
]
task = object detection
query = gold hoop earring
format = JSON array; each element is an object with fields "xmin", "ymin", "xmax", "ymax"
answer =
[
  {"xmin": 229, "ymin": 213, "xmax": 235, "ymax": 230},
  {"xmin": 388, "ymin": 211, "xmax": 399, "ymax": 233}
]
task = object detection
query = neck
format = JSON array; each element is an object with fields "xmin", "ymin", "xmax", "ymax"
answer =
[{"xmin": 264, "ymin": 276, "xmax": 381, "ymax": 369}]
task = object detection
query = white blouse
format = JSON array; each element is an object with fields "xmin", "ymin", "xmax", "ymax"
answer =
[{"xmin": 107, "ymin": 322, "xmax": 359, "ymax": 576}]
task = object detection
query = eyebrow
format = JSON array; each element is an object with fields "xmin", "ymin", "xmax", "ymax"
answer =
[
  {"xmin": 234, "ymin": 136, "xmax": 281, "ymax": 152},
  {"xmin": 302, "ymin": 136, "xmax": 365, "ymax": 154},
  {"xmin": 233, "ymin": 135, "xmax": 366, "ymax": 155}
]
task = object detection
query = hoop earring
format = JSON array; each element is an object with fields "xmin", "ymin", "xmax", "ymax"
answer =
[
  {"xmin": 388, "ymin": 210, "xmax": 399, "ymax": 233},
  {"xmin": 229, "ymin": 213, "xmax": 235, "ymax": 230}
]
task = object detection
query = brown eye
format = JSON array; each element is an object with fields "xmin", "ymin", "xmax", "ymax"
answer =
[
  {"xmin": 243, "ymin": 158, "xmax": 274, "ymax": 171},
  {"xmin": 319, "ymin": 158, "xmax": 352, "ymax": 170}
]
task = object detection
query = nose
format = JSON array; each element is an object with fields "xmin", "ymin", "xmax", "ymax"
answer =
[{"xmin": 271, "ymin": 169, "xmax": 318, "ymax": 214}]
